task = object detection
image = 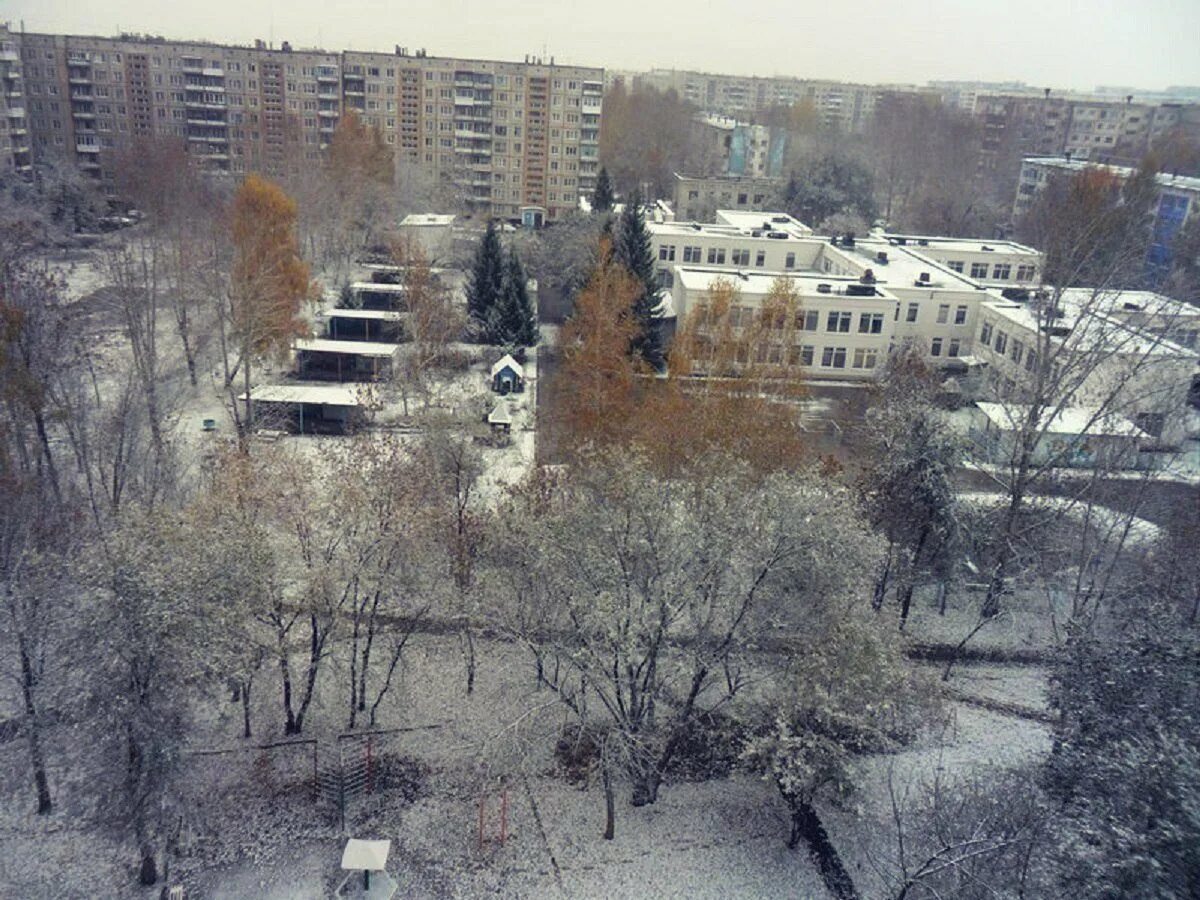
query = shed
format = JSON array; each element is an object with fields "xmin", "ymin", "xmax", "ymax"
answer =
[
  {"xmin": 294, "ymin": 338, "xmax": 400, "ymax": 382},
  {"xmin": 490, "ymin": 354, "xmax": 525, "ymax": 394}
]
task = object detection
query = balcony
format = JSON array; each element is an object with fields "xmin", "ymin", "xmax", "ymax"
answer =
[
  {"xmin": 76, "ymin": 143, "xmax": 101, "ymax": 153},
  {"xmin": 318, "ymin": 108, "xmax": 339, "ymax": 118},
  {"xmin": 68, "ymin": 75, "xmax": 92, "ymax": 86}
]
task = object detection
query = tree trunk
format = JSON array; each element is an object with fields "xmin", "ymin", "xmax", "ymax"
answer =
[
  {"xmin": 280, "ymin": 654, "xmax": 298, "ymax": 735},
  {"xmin": 241, "ymin": 674, "xmax": 253, "ymax": 739},
  {"xmin": 602, "ymin": 762, "xmax": 615, "ymax": 840},
  {"xmin": 19, "ymin": 646, "xmax": 52, "ymax": 814},
  {"xmin": 898, "ymin": 583, "xmax": 915, "ymax": 630},
  {"xmin": 461, "ymin": 624, "xmax": 476, "ymax": 695},
  {"xmin": 787, "ymin": 798, "xmax": 860, "ymax": 900}
]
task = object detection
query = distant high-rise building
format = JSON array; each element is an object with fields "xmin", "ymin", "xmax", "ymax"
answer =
[{"xmin": 1, "ymin": 24, "xmax": 603, "ymax": 221}]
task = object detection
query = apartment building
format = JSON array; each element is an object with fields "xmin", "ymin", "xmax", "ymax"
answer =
[
  {"xmin": 4, "ymin": 26, "xmax": 602, "ymax": 220},
  {"xmin": 975, "ymin": 91, "xmax": 1200, "ymax": 179},
  {"xmin": 690, "ymin": 114, "xmax": 788, "ymax": 179},
  {"xmin": 1013, "ymin": 156, "xmax": 1200, "ymax": 270},
  {"xmin": 635, "ymin": 68, "xmax": 890, "ymax": 132},
  {"xmin": 0, "ymin": 26, "xmax": 31, "ymax": 176}
]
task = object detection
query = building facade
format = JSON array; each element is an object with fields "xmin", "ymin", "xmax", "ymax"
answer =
[
  {"xmin": 3, "ymin": 25, "xmax": 602, "ymax": 221},
  {"xmin": 1013, "ymin": 156, "xmax": 1200, "ymax": 271}
]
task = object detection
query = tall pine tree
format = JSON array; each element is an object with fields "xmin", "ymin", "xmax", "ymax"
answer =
[
  {"xmin": 487, "ymin": 249, "xmax": 539, "ymax": 348},
  {"xmin": 592, "ymin": 167, "xmax": 615, "ymax": 213},
  {"xmin": 614, "ymin": 190, "xmax": 664, "ymax": 370},
  {"xmin": 467, "ymin": 219, "xmax": 504, "ymax": 327}
]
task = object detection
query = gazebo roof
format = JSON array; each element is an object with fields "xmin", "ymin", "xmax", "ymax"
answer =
[{"xmin": 490, "ymin": 354, "xmax": 524, "ymax": 378}]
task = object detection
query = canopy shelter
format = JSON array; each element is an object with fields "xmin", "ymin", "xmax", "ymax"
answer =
[
  {"xmin": 350, "ymin": 281, "xmax": 409, "ymax": 311},
  {"xmin": 970, "ymin": 401, "xmax": 1150, "ymax": 469},
  {"xmin": 335, "ymin": 839, "xmax": 397, "ymax": 900},
  {"xmin": 239, "ymin": 383, "xmax": 369, "ymax": 434},
  {"xmin": 321, "ymin": 307, "xmax": 407, "ymax": 343},
  {"xmin": 487, "ymin": 401, "xmax": 513, "ymax": 435},
  {"xmin": 294, "ymin": 338, "xmax": 399, "ymax": 382}
]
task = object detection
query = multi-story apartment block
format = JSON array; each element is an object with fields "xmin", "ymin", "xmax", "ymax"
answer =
[
  {"xmin": 634, "ymin": 68, "xmax": 895, "ymax": 132},
  {"xmin": 1013, "ymin": 156, "xmax": 1200, "ymax": 271},
  {"xmin": 0, "ymin": 26, "xmax": 31, "ymax": 176},
  {"xmin": 690, "ymin": 114, "xmax": 788, "ymax": 179},
  {"xmin": 4, "ymin": 25, "xmax": 602, "ymax": 221}
]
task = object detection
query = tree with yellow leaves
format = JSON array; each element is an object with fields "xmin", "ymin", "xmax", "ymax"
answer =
[{"xmin": 225, "ymin": 174, "xmax": 311, "ymax": 435}]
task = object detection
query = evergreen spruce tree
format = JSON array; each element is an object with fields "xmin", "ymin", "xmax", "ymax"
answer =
[
  {"xmin": 592, "ymin": 167, "xmax": 615, "ymax": 213},
  {"xmin": 487, "ymin": 249, "xmax": 539, "ymax": 347},
  {"xmin": 614, "ymin": 189, "xmax": 664, "ymax": 369},
  {"xmin": 467, "ymin": 219, "xmax": 505, "ymax": 328}
]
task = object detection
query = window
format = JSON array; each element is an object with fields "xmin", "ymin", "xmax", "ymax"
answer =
[
  {"xmin": 798, "ymin": 345, "xmax": 815, "ymax": 366},
  {"xmin": 858, "ymin": 313, "xmax": 884, "ymax": 334},
  {"xmin": 706, "ymin": 247, "xmax": 726, "ymax": 265},
  {"xmin": 1016, "ymin": 264, "xmax": 1036, "ymax": 281},
  {"xmin": 947, "ymin": 261, "xmax": 965, "ymax": 273},
  {"xmin": 931, "ymin": 337, "xmax": 943, "ymax": 357},
  {"xmin": 755, "ymin": 250, "xmax": 766, "ymax": 267},
  {"xmin": 1010, "ymin": 339, "xmax": 1024, "ymax": 365},
  {"xmin": 1025, "ymin": 349, "xmax": 1038, "ymax": 372},
  {"xmin": 799, "ymin": 310, "xmax": 819, "ymax": 331},
  {"xmin": 993, "ymin": 330, "xmax": 1008, "ymax": 354},
  {"xmin": 731, "ymin": 249, "xmax": 750, "ymax": 266},
  {"xmin": 980, "ymin": 322, "xmax": 993, "ymax": 345},
  {"xmin": 683, "ymin": 245, "xmax": 702, "ymax": 263},
  {"xmin": 954, "ymin": 305, "xmax": 968, "ymax": 325},
  {"xmin": 993, "ymin": 263, "xmax": 1012, "ymax": 280},
  {"xmin": 785, "ymin": 252, "xmax": 796, "ymax": 269},
  {"xmin": 659, "ymin": 244, "xmax": 676, "ymax": 262},
  {"xmin": 906, "ymin": 302, "xmax": 919, "ymax": 323},
  {"xmin": 970, "ymin": 262, "xmax": 989, "ymax": 279},
  {"xmin": 936, "ymin": 303, "xmax": 950, "ymax": 324},
  {"xmin": 737, "ymin": 192, "xmax": 748, "ymax": 204},
  {"xmin": 852, "ymin": 348, "xmax": 878, "ymax": 369},
  {"xmin": 822, "ymin": 346, "xmax": 847, "ymax": 368},
  {"xmin": 948, "ymin": 339, "xmax": 960, "ymax": 357},
  {"xmin": 827, "ymin": 311, "xmax": 851, "ymax": 333},
  {"xmin": 658, "ymin": 270, "xmax": 674, "ymax": 288}
]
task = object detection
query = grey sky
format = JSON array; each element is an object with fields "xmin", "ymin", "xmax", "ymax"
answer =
[{"xmin": 7, "ymin": 0, "xmax": 1200, "ymax": 91}]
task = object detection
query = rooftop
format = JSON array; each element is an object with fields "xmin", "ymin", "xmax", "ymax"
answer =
[
  {"xmin": 321, "ymin": 308, "xmax": 406, "ymax": 321},
  {"xmin": 241, "ymin": 383, "xmax": 368, "ymax": 406},
  {"xmin": 400, "ymin": 213, "xmax": 456, "ymax": 227},
  {"xmin": 975, "ymin": 401, "xmax": 1149, "ymax": 438},
  {"xmin": 674, "ymin": 266, "xmax": 897, "ymax": 302},
  {"xmin": 715, "ymin": 209, "xmax": 813, "ymax": 237},
  {"xmin": 1022, "ymin": 156, "xmax": 1200, "ymax": 193},
  {"xmin": 877, "ymin": 233, "xmax": 1041, "ymax": 257},
  {"xmin": 294, "ymin": 338, "xmax": 401, "ymax": 358}
]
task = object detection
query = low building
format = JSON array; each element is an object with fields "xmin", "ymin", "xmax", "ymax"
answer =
[
  {"xmin": 973, "ymin": 288, "xmax": 1199, "ymax": 445},
  {"xmin": 969, "ymin": 401, "xmax": 1152, "ymax": 469},
  {"xmin": 394, "ymin": 214, "xmax": 456, "ymax": 263},
  {"xmin": 669, "ymin": 268, "xmax": 898, "ymax": 381},
  {"xmin": 672, "ymin": 173, "xmax": 783, "ymax": 222}
]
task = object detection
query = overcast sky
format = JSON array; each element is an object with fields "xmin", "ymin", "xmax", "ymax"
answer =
[{"xmin": 8, "ymin": 0, "xmax": 1200, "ymax": 91}]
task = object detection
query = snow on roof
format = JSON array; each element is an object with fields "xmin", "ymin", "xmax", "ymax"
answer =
[
  {"xmin": 714, "ymin": 209, "xmax": 813, "ymax": 236},
  {"xmin": 974, "ymin": 402, "xmax": 1148, "ymax": 438},
  {"xmin": 490, "ymin": 354, "xmax": 524, "ymax": 377},
  {"xmin": 320, "ymin": 308, "xmax": 406, "ymax": 321},
  {"xmin": 294, "ymin": 338, "xmax": 400, "ymax": 358},
  {"xmin": 673, "ymin": 266, "xmax": 898, "ymax": 302},
  {"xmin": 341, "ymin": 838, "xmax": 391, "ymax": 871},
  {"xmin": 351, "ymin": 281, "xmax": 408, "ymax": 294},
  {"xmin": 239, "ymin": 383, "xmax": 366, "ymax": 406},
  {"xmin": 487, "ymin": 402, "xmax": 513, "ymax": 425},
  {"xmin": 400, "ymin": 213, "xmax": 455, "ymax": 227}
]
